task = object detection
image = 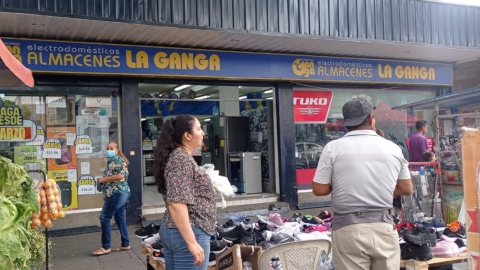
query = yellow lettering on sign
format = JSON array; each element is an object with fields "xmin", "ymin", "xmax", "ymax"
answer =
[
  {"xmin": 154, "ymin": 52, "xmax": 168, "ymax": 69},
  {"xmin": 378, "ymin": 64, "xmax": 392, "ymax": 78},
  {"xmin": 126, "ymin": 50, "xmax": 149, "ymax": 68},
  {"xmin": 28, "ymin": 52, "xmax": 38, "ymax": 65},
  {"xmin": 195, "ymin": 54, "xmax": 208, "ymax": 70},
  {"xmin": 49, "ymin": 53, "xmax": 63, "ymax": 66},
  {"xmin": 182, "ymin": 53, "xmax": 194, "ymax": 69},
  {"xmin": 209, "ymin": 54, "xmax": 220, "ymax": 71}
]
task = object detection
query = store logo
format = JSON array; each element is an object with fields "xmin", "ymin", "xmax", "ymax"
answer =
[
  {"xmin": 293, "ymin": 90, "xmax": 333, "ymax": 123},
  {"xmin": 292, "ymin": 59, "xmax": 315, "ymax": 78},
  {"xmin": 6, "ymin": 45, "xmax": 22, "ymax": 63}
]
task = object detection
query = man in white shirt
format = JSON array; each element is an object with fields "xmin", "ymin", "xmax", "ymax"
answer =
[{"xmin": 312, "ymin": 97, "xmax": 413, "ymax": 270}]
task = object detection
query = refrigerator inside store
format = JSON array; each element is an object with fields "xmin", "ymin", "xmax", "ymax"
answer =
[{"xmin": 207, "ymin": 116, "xmax": 250, "ymax": 178}]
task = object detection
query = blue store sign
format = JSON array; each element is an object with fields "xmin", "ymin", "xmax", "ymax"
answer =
[{"xmin": 2, "ymin": 38, "xmax": 452, "ymax": 85}]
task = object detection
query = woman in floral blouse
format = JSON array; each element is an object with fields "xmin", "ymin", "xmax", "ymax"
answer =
[
  {"xmin": 154, "ymin": 115, "xmax": 216, "ymax": 269},
  {"xmin": 92, "ymin": 142, "xmax": 131, "ymax": 256}
]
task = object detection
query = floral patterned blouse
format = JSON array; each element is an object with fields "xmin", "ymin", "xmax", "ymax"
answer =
[
  {"xmin": 162, "ymin": 149, "xmax": 216, "ymax": 235},
  {"xmin": 102, "ymin": 155, "xmax": 130, "ymax": 197}
]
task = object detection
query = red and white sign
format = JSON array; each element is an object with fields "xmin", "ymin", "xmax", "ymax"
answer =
[
  {"xmin": 293, "ymin": 90, "xmax": 333, "ymax": 123},
  {"xmin": 426, "ymin": 137, "xmax": 434, "ymax": 151}
]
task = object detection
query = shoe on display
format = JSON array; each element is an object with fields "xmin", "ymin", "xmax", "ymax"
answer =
[
  {"xmin": 305, "ymin": 225, "xmax": 328, "ymax": 233},
  {"xmin": 288, "ymin": 213, "xmax": 302, "ymax": 223},
  {"xmin": 210, "ymin": 240, "xmax": 227, "ymax": 255},
  {"xmin": 253, "ymin": 223, "xmax": 268, "ymax": 245},
  {"xmin": 430, "ymin": 241, "xmax": 460, "ymax": 258},
  {"xmin": 221, "ymin": 219, "xmax": 238, "ymax": 229},
  {"xmin": 401, "ymin": 242, "xmax": 432, "ymax": 261},
  {"xmin": 135, "ymin": 223, "xmax": 159, "ymax": 239},
  {"xmin": 422, "ymin": 218, "xmax": 447, "ymax": 233},
  {"xmin": 455, "ymin": 238, "xmax": 468, "ymax": 253},
  {"xmin": 237, "ymin": 227, "xmax": 256, "ymax": 246},
  {"xmin": 150, "ymin": 242, "xmax": 163, "ymax": 252},
  {"xmin": 442, "ymin": 221, "xmax": 466, "ymax": 242},
  {"xmin": 274, "ymin": 222, "xmax": 302, "ymax": 237},
  {"xmin": 318, "ymin": 211, "xmax": 331, "ymax": 220},
  {"xmin": 229, "ymin": 216, "xmax": 251, "ymax": 224},
  {"xmin": 262, "ymin": 231, "xmax": 295, "ymax": 245},
  {"xmin": 300, "ymin": 215, "xmax": 320, "ymax": 227},
  {"xmin": 403, "ymin": 224, "xmax": 437, "ymax": 247},
  {"xmin": 296, "ymin": 231, "xmax": 330, "ymax": 241},
  {"xmin": 258, "ymin": 241, "xmax": 275, "ymax": 250},
  {"xmin": 208, "ymin": 253, "xmax": 217, "ymax": 267},
  {"xmin": 143, "ymin": 233, "xmax": 161, "ymax": 248},
  {"xmin": 152, "ymin": 249, "xmax": 165, "ymax": 262},
  {"xmin": 269, "ymin": 213, "xmax": 285, "ymax": 228},
  {"xmin": 221, "ymin": 223, "xmax": 251, "ymax": 244}
]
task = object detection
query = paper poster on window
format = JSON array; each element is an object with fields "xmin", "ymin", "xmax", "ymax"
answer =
[
  {"xmin": 75, "ymin": 135, "xmax": 93, "ymax": 154},
  {"xmin": 143, "ymin": 139, "xmax": 153, "ymax": 151},
  {"xmin": 42, "ymin": 139, "xmax": 62, "ymax": 159},
  {"xmin": 46, "ymin": 127, "xmax": 77, "ymax": 170},
  {"xmin": 0, "ymin": 106, "xmax": 37, "ymax": 142},
  {"xmin": 86, "ymin": 96, "xmax": 112, "ymax": 107},
  {"xmin": 46, "ymin": 95, "xmax": 67, "ymax": 108},
  {"xmin": 35, "ymin": 101, "xmax": 45, "ymax": 115},
  {"xmin": 14, "ymin": 145, "xmax": 47, "ymax": 173},
  {"xmin": 77, "ymin": 175, "xmax": 97, "ymax": 195},
  {"xmin": 80, "ymin": 162, "xmax": 90, "ymax": 174},
  {"xmin": 26, "ymin": 125, "xmax": 45, "ymax": 146},
  {"xmin": 48, "ymin": 170, "xmax": 69, "ymax": 182},
  {"xmin": 67, "ymin": 133, "xmax": 76, "ymax": 145}
]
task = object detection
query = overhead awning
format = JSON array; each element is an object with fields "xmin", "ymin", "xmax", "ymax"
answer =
[
  {"xmin": 0, "ymin": 38, "xmax": 34, "ymax": 87},
  {"xmin": 391, "ymin": 86, "xmax": 480, "ymax": 111}
]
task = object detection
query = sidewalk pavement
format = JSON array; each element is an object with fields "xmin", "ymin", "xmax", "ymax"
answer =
[{"xmin": 45, "ymin": 225, "xmax": 148, "ymax": 270}]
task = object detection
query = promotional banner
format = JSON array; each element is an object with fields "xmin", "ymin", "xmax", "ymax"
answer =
[
  {"xmin": 46, "ymin": 127, "xmax": 78, "ymax": 170},
  {"xmin": 2, "ymin": 38, "xmax": 453, "ymax": 85},
  {"xmin": 293, "ymin": 90, "xmax": 333, "ymax": 123},
  {"xmin": 0, "ymin": 106, "xmax": 37, "ymax": 142}
]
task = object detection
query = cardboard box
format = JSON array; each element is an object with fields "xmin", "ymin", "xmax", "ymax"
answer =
[
  {"xmin": 461, "ymin": 129, "xmax": 480, "ymax": 268},
  {"xmin": 78, "ymin": 193, "xmax": 104, "ymax": 209},
  {"xmin": 217, "ymin": 245, "xmax": 261, "ymax": 270},
  {"xmin": 46, "ymin": 127, "xmax": 77, "ymax": 170},
  {"xmin": 47, "ymin": 170, "xmax": 78, "ymax": 211}
]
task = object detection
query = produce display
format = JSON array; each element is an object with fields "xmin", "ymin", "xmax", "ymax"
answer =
[{"xmin": 31, "ymin": 179, "xmax": 65, "ymax": 229}]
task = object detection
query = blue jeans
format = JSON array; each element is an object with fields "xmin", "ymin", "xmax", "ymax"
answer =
[
  {"xmin": 160, "ymin": 226, "xmax": 211, "ymax": 270},
  {"xmin": 100, "ymin": 192, "xmax": 131, "ymax": 250}
]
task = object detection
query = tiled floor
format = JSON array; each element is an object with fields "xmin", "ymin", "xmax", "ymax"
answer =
[{"xmin": 142, "ymin": 184, "xmax": 279, "ymax": 215}]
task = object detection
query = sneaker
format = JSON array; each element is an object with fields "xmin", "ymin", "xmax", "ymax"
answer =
[
  {"xmin": 401, "ymin": 242, "xmax": 432, "ymax": 261},
  {"xmin": 398, "ymin": 226, "xmax": 414, "ymax": 237},
  {"xmin": 221, "ymin": 219, "xmax": 238, "ymax": 229},
  {"xmin": 422, "ymin": 218, "xmax": 447, "ymax": 233},
  {"xmin": 208, "ymin": 253, "xmax": 217, "ymax": 267},
  {"xmin": 318, "ymin": 211, "xmax": 331, "ymax": 220},
  {"xmin": 442, "ymin": 221, "xmax": 466, "ymax": 242},
  {"xmin": 258, "ymin": 241, "xmax": 275, "ymax": 250},
  {"xmin": 220, "ymin": 223, "xmax": 250, "ymax": 244},
  {"xmin": 301, "ymin": 215, "xmax": 320, "ymax": 227},
  {"xmin": 229, "ymin": 216, "xmax": 251, "ymax": 224},
  {"xmin": 252, "ymin": 222, "xmax": 268, "ymax": 245},
  {"xmin": 403, "ymin": 224, "xmax": 437, "ymax": 247},
  {"xmin": 288, "ymin": 213, "xmax": 302, "ymax": 223},
  {"xmin": 152, "ymin": 249, "xmax": 165, "ymax": 262},
  {"xmin": 296, "ymin": 231, "xmax": 330, "ymax": 241},
  {"xmin": 305, "ymin": 225, "xmax": 327, "ymax": 233},
  {"xmin": 210, "ymin": 240, "xmax": 227, "ymax": 255},
  {"xmin": 150, "ymin": 242, "xmax": 163, "ymax": 252},
  {"xmin": 455, "ymin": 238, "xmax": 468, "ymax": 253},
  {"xmin": 269, "ymin": 213, "xmax": 285, "ymax": 228},
  {"xmin": 135, "ymin": 223, "xmax": 159, "ymax": 239},
  {"xmin": 262, "ymin": 231, "xmax": 296, "ymax": 245},
  {"xmin": 274, "ymin": 222, "xmax": 302, "ymax": 237},
  {"xmin": 430, "ymin": 241, "xmax": 460, "ymax": 258},
  {"xmin": 237, "ymin": 227, "xmax": 256, "ymax": 246},
  {"xmin": 143, "ymin": 233, "xmax": 161, "ymax": 248}
]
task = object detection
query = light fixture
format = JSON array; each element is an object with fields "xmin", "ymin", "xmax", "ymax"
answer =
[
  {"xmin": 191, "ymin": 85, "xmax": 210, "ymax": 92},
  {"xmin": 238, "ymin": 86, "xmax": 242, "ymax": 88},
  {"xmin": 141, "ymin": 118, "xmax": 146, "ymax": 121},
  {"xmin": 195, "ymin": 95, "xmax": 210, "ymax": 100},
  {"xmin": 239, "ymin": 96, "xmax": 247, "ymax": 99},
  {"xmin": 264, "ymin": 89, "xmax": 273, "ymax": 94},
  {"xmin": 266, "ymin": 97, "xmax": 273, "ymax": 100},
  {"xmin": 204, "ymin": 118, "xmax": 211, "ymax": 122},
  {"xmin": 174, "ymin": 85, "xmax": 191, "ymax": 91}
]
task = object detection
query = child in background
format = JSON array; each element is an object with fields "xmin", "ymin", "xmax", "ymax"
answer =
[{"xmin": 423, "ymin": 151, "xmax": 436, "ymax": 162}]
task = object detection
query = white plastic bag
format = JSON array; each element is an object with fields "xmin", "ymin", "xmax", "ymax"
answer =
[{"xmin": 201, "ymin": 164, "xmax": 237, "ymax": 208}]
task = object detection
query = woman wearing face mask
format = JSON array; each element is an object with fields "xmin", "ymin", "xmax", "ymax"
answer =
[
  {"xmin": 155, "ymin": 114, "xmax": 216, "ymax": 269},
  {"xmin": 92, "ymin": 142, "xmax": 131, "ymax": 256}
]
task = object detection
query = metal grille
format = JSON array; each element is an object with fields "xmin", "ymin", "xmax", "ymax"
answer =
[{"xmin": 283, "ymin": 247, "xmax": 318, "ymax": 270}]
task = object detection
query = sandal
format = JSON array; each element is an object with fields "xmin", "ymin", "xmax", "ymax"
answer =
[
  {"xmin": 112, "ymin": 246, "xmax": 131, "ymax": 251},
  {"xmin": 92, "ymin": 247, "xmax": 111, "ymax": 256}
]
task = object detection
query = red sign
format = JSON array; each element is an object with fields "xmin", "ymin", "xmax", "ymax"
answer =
[
  {"xmin": 293, "ymin": 90, "xmax": 333, "ymax": 123},
  {"xmin": 426, "ymin": 137, "xmax": 434, "ymax": 151}
]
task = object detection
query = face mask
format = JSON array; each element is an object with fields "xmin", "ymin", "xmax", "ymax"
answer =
[{"xmin": 106, "ymin": 150, "xmax": 116, "ymax": 158}]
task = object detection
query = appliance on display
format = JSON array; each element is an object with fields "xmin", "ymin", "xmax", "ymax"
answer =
[
  {"xmin": 143, "ymin": 153, "xmax": 155, "ymax": 185},
  {"xmin": 208, "ymin": 116, "xmax": 250, "ymax": 177},
  {"xmin": 228, "ymin": 152, "xmax": 262, "ymax": 194}
]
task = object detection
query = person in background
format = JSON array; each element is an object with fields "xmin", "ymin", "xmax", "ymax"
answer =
[
  {"xmin": 154, "ymin": 114, "xmax": 216, "ymax": 269},
  {"xmin": 409, "ymin": 120, "xmax": 429, "ymax": 162},
  {"xmin": 312, "ymin": 98, "xmax": 413, "ymax": 270},
  {"xmin": 92, "ymin": 142, "xmax": 131, "ymax": 256},
  {"xmin": 422, "ymin": 151, "xmax": 436, "ymax": 162}
]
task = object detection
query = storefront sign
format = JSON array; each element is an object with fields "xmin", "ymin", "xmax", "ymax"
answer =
[
  {"xmin": 75, "ymin": 135, "xmax": 93, "ymax": 154},
  {"xmin": 77, "ymin": 175, "xmax": 97, "ymax": 195},
  {"xmin": 42, "ymin": 139, "xmax": 62, "ymax": 159},
  {"xmin": 0, "ymin": 106, "xmax": 37, "ymax": 142},
  {"xmin": 293, "ymin": 90, "xmax": 333, "ymax": 123},
  {"xmin": 2, "ymin": 38, "xmax": 453, "ymax": 85}
]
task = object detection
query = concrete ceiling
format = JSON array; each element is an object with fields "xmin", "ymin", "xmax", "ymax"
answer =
[{"xmin": 2, "ymin": 12, "xmax": 480, "ymax": 65}]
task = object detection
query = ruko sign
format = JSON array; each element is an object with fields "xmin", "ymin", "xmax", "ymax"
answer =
[{"xmin": 293, "ymin": 90, "xmax": 333, "ymax": 123}]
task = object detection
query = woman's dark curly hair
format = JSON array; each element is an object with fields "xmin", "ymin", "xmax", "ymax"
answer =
[{"xmin": 154, "ymin": 114, "xmax": 196, "ymax": 194}]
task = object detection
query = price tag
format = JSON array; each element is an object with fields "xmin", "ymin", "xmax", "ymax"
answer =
[
  {"xmin": 143, "ymin": 139, "xmax": 153, "ymax": 151},
  {"xmin": 75, "ymin": 135, "xmax": 93, "ymax": 154},
  {"xmin": 42, "ymin": 139, "xmax": 62, "ymax": 159},
  {"xmin": 68, "ymin": 169, "xmax": 77, "ymax": 182},
  {"xmin": 79, "ymin": 186, "xmax": 96, "ymax": 195},
  {"xmin": 46, "ymin": 95, "xmax": 67, "ymax": 108},
  {"xmin": 77, "ymin": 175, "xmax": 97, "ymax": 195},
  {"xmin": 67, "ymin": 133, "xmax": 76, "ymax": 146}
]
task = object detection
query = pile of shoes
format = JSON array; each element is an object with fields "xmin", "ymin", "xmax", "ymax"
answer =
[{"xmin": 398, "ymin": 218, "xmax": 466, "ymax": 261}]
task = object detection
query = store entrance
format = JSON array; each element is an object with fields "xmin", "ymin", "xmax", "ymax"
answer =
[{"xmin": 138, "ymin": 83, "xmax": 278, "ymax": 212}]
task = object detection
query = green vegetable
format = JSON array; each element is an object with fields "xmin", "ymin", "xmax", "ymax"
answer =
[{"xmin": 0, "ymin": 157, "xmax": 42, "ymax": 270}]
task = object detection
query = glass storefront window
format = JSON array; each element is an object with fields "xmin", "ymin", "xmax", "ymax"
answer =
[
  {"xmin": 295, "ymin": 88, "xmax": 436, "ymax": 191},
  {"xmin": 0, "ymin": 94, "xmax": 119, "ymax": 211}
]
